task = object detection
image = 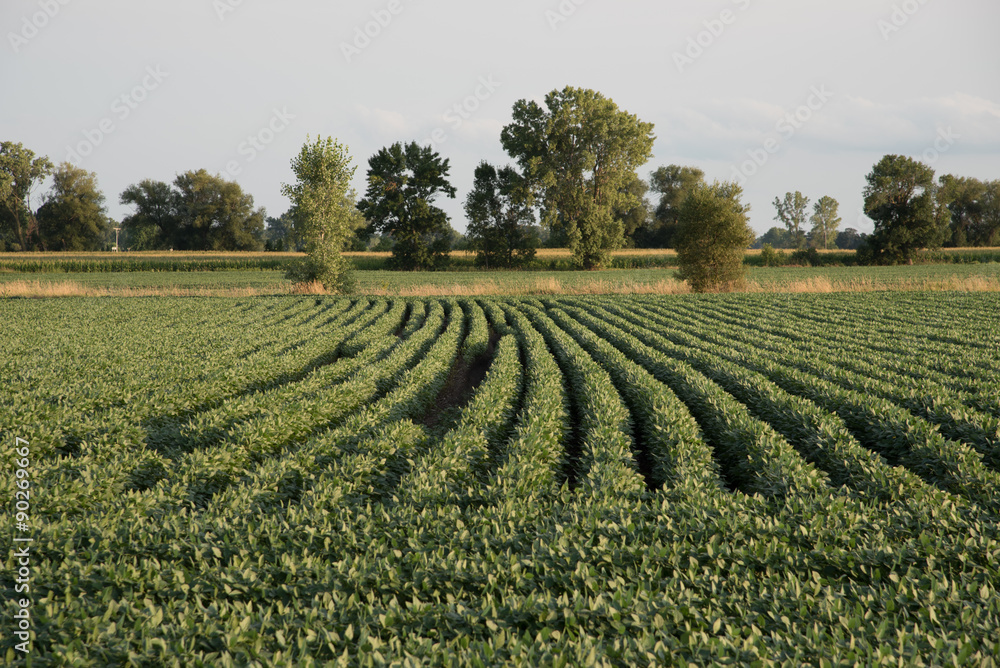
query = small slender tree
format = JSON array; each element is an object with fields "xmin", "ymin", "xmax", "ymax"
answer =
[
  {"xmin": 773, "ymin": 191, "xmax": 810, "ymax": 249},
  {"xmin": 281, "ymin": 136, "xmax": 362, "ymax": 293},
  {"xmin": 464, "ymin": 161, "xmax": 537, "ymax": 269},
  {"xmin": 809, "ymin": 196, "xmax": 841, "ymax": 249},
  {"xmin": 675, "ymin": 181, "xmax": 754, "ymax": 292}
]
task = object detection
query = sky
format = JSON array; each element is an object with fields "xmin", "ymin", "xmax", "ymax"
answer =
[{"xmin": 3, "ymin": 0, "xmax": 999, "ymax": 237}]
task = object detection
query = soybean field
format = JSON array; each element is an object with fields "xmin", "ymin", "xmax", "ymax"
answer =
[{"xmin": 2, "ymin": 293, "xmax": 999, "ymax": 666}]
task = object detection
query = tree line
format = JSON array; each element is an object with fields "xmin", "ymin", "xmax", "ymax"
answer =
[
  {"xmin": 3, "ymin": 87, "xmax": 998, "ymax": 275},
  {"xmin": 0, "ymin": 143, "xmax": 269, "ymax": 253}
]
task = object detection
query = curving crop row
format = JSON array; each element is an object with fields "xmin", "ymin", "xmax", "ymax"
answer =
[
  {"xmin": 39, "ymin": 300, "xmax": 445, "ymax": 525},
  {"xmin": 621, "ymin": 299, "xmax": 1000, "ymax": 509},
  {"xmin": 490, "ymin": 304, "xmax": 570, "ymax": 501},
  {"xmin": 648, "ymin": 295, "xmax": 1000, "ymax": 447},
  {"xmin": 216, "ymin": 298, "xmax": 467, "ymax": 514},
  {"xmin": 0, "ymin": 297, "xmax": 361, "ymax": 465},
  {"xmin": 458, "ymin": 298, "xmax": 492, "ymax": 363},
  {"xmin": 644, "ymin": 295, "xmax": 1000, "ymax": 426},
  {"xmin": 5, "ymin": 294, "xmax": 1000, "ymax": 666},
  {"xmin": 553, "ymin": 301, "xmax": 829, "ymax": 498},
  {"xmin": 579, "ymin": 299, "xmax": 941, "ymax": 505},
  {"xmin": 143, "ymin": 299, "xmax": 403, "ymax": 456},
  {"xmin": 400, "ymin": 333, "xmax": 524, "ymax": 506},
  {"xmin": 27, "ymin": 298, "xmax": 467, "ymax": 621},
  {"xmin": 667, "ymin": 295, "xmax": 1000, "ymax": 414},
  {"xmin": 679, "ymin": 296, "xmax": 1000, "ymax": 435},
  {"xmin": 542, "ymin": 304, "xmax": 722, "ymax": 494},
  {"xmin": 15, "ymin": 299, "xmax": 405, "ymax": 517},
  {"xmin": 516, "ymin": 302, "xmax": 647, "ymax": 499}
]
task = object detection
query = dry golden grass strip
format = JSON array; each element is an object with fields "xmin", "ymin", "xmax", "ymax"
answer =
[
  {"xmin": 747, "ymin": 274, "xmax": 1000, "ymax": 294},
  {"xmin": 3, "ymin": 271, "xmax": 998, "ymax": 298},
  {"xmin": 0, "ymin": 280, "xmax": 283, "ymax": 299}
]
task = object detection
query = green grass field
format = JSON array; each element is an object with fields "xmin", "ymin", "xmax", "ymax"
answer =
[
  {"xmin": 2, "ymin": 262, "xmax": 999, "ymax": 297},
  {"xmin": 2, "ymin": 293, "xmax": 999, "ymax": 664}
]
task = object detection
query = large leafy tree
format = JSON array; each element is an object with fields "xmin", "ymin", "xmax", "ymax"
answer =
[
  {"xmin": 675, "ymin": 181, "xmax": 754, "ymax": 292},
  {"xmin": 835, "ymin": 228, "xmax": 868, "ymax": 250},
  {"xmin": 982, "ymin": 181, "xmax": 1000, "ymax": 247},
  {"xmin": 173, "ymin": 170, "xmax": 265, "ymax": 251},
  {"xmin": 500, "ymin": 86, "xmax": 655, "ymax": 268},
  {"xmin": 36, "ymin": 163, "xmax": 110, "ymax": 251},
  {"xmin": 464, "ymin": 161, "xmax": 538, "ymax": 269},
  {"xmin": 281, "ymin": 137, "xmax": 363, "ymax": 292},
  {"xmin": 613, "ymin": 173, "xmax": 652, "ymax": 245},
  {"xmin": 637, "ymin": 165, "xmax": 705, "ymax": 248},
  {"xmin": 862, "ymin": 155, "xmax": 947, "ymax": 265},
  {"xmin": 753, "ymin": 226, "xmax": 794, "ymax": 249},
  {"xmin": 120, "ymin": 179, "xmax": 179, "ymax": 250},
  {"xmin": 808, "ymin": 196, "xmax": 841, "ymax": 250},
  {"xmin": 120, "ymin": 171, "xmax": 264, "ymax": 251},
  {"xmin": 772, "ymin": 191, "xmax": 810, "ymax": 249},
  {"xmin": 358, "ymin": 142, "xmax": 456, "ymax": 271},
  {"xmin": 0, "ymin": 141, "xmax": 53, "ymax": 251},
  {"xmin": 937, "ymin": 175, "xmax": 1000, "ymax": 247},
  {"xmin": 264, "ymin": 208, "xmax": 304, "ymax": 252}
]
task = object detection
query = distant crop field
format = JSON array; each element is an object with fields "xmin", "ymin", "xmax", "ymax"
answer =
[
  {"xmin": 2, "ymin": 293, "xmax": 998, "ymax": 664},
  {"xmin": 2, "ymin": 247, "xmax": 999, "ymax": 274},
  {"xmin": 0, "ymin": 252, "xmax": 298, "ymax": 274}
]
